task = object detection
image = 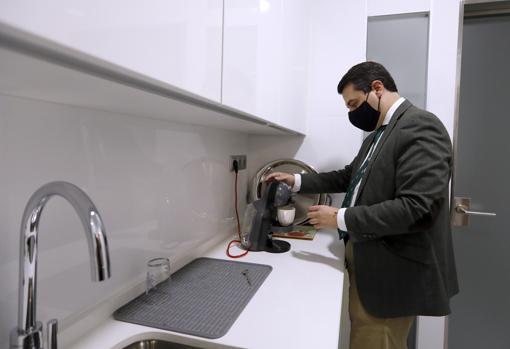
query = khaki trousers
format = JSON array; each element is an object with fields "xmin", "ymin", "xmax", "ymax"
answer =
[{"xmin": 345, "ymin": 242, "xmax": 415, "ymax": 349}]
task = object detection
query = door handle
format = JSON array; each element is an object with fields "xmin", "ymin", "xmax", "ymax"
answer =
[
  {"xmin": 452, "ymin": 197, "xmax": 496, "ymax": 227},
  {"xmin": 455, "ymin": 205, "xmax": 496, "ymax": 217}
]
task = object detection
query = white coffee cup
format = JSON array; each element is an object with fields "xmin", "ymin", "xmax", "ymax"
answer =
[{"xmin": 277, "ymin": 205, "xmax": 295, "ymax": 226}]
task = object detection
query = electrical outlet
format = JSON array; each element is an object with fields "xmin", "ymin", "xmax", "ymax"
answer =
[{"xmin": 230, "ymin": 155, "xmax": 247, "ymax": 171}]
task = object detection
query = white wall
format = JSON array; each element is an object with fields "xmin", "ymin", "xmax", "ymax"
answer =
[
  {"xmin": 426, "ymin": 0, "xmax": 462, "ymax": 139},
  {"xmin": 0, "ymin": 94, "xmax": 249, "ymax": 347}
]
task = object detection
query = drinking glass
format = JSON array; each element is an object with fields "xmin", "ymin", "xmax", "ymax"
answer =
[{"xmin": 145, "ymin": 257, "xmax": 171, "ymax": 295}]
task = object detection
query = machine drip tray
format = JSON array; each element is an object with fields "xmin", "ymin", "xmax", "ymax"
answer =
[{"xmin": 270, "ymin": 224, "xmax": 294, "ymax": 233}]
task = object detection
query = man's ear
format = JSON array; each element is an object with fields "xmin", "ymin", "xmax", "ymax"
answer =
[{"xmin": 371, "ymin": 80, "xmax": 384, "ymax": 97}]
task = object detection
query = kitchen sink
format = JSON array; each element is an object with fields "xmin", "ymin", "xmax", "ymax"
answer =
[{"xmin": 122, "ymin": 339, "xmax": 203, "ymax": 349}]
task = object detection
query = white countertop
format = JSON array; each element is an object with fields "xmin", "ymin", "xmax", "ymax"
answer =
[{"xmin": 68, "ymin": 230, "xmax": 347, "ymax": 349}]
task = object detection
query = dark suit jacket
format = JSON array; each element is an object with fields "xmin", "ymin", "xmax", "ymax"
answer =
[{"xmin": 300, "ymin": 100, "xmax": 459, "ymax": 318}]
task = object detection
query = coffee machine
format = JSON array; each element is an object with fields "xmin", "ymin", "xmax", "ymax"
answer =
[{"xmin": 241, "ymin": 181, "xmax": 294, "ymax": 253}]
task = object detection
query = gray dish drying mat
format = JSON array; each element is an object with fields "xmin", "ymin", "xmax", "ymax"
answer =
[{"xmin": 114, "ymin": 257, "xmax": 272, "ymax": 339}]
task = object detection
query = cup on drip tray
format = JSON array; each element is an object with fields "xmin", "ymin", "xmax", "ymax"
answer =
[{"xmin": 277, "ymin": 205, "xmax": 295, "ymax": 226}]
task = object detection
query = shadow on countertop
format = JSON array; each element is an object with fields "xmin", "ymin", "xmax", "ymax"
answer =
[{"xmin": 290, "ymin": 229, "xmax": 346, "ymax": 272}]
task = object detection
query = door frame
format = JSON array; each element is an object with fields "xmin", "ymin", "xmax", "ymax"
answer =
[{"xmin": 447, "ymin": 1, "xmax": 510, "ymax": 348}]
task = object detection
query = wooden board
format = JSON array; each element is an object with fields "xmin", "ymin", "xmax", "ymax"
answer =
[{"xmin": 272, "ymin": 225, "xmax": 317, "ymax": 240}]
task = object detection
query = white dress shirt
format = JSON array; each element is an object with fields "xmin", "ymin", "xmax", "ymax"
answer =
[{"xmin": 292, "ymin": 97, "xmax": 406, "ymax": 231}]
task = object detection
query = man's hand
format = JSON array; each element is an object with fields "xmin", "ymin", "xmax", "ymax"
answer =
[
  {"xmin": 263, "ymin": 172, "xmax": 295, "ymax": 187},
  {"xmin": 307, "ymin": 205, "xmax": 339, "ymax": 230}
]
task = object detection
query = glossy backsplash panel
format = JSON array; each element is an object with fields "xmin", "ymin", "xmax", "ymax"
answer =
[{"xmin": 0, "ymin": 94, "xmax": 248, "ymax": 346}]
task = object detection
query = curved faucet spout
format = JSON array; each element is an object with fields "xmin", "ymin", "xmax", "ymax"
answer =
[{"xmin": 16, "ymin": 181, "xmax": 111, "ymax": 337}]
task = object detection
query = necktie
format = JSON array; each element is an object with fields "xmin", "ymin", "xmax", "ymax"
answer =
[{"xmin": 338, "ymin": 125, "xmax": 387, "ymax": 239}]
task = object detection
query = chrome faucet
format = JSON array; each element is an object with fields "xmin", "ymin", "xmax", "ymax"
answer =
[{"xmin": 10, "ymin": 182, "xmax": 111, "ymax": 349}]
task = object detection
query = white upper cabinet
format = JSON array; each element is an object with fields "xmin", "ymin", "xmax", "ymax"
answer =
[
  {"xmin": 222, "ymin": 0, "xmax": 309, "ymax": 134},
  {"xmin": 278, "ymin": 0, "xmax": 309, "ymax": 134},
  {"xmin": 0, "ymin": 0, "xmax": 223, "ymax": 102}
]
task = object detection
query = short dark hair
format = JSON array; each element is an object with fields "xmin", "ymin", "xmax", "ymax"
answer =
[{"xmin": 337, "ymin": 61, "xmax": 398, "ymax": 94}]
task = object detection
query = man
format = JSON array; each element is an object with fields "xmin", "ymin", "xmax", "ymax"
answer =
[{"xmin": 265, "ymin": 62, "xmax": 459, "ymax": 349}]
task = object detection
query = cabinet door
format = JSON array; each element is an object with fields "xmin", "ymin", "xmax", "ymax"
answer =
[
  {"xmin": 222, "ymin": 0, "xmax": 281, "ymax": 123},
  {"xmin": 278, "ymin": 0, "xmax": 309, "ymax": 134},
  {"xmin": 222, "ymin": 0, "xmax": 309, "ymax": 133},
  {"xmin": 0, "ymin": 0, "xmax": 223, "ymax": 102}
]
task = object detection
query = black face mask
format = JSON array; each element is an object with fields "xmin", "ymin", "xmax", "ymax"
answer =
[{"xmin": 348, "ymin": 92, "xmax": 381, "ymax": 132}]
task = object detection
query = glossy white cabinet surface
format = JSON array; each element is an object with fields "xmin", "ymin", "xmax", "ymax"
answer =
[
  {"xmin": 222, "ymin": 0, "xmax": 309, "ymax": 134},
  {"xmin": 0, "ymin": 0, "xmax": 223, "ymax": 102},
  {"xmin": 278, "ymin": 0, "xmax": 309, "ymax": 134}
]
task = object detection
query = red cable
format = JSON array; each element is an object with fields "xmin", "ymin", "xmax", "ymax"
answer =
[{"xmin": 227, "ymin": 168, "xmax": 248, "ymax": 258}]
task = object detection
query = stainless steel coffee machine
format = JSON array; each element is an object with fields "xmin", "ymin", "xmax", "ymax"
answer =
[{"xmin": 241, "ymin": 181, "xmax": 294, "ymax": 253}]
